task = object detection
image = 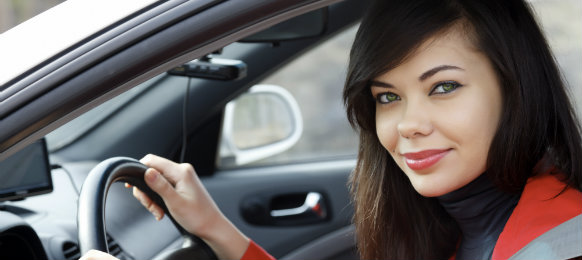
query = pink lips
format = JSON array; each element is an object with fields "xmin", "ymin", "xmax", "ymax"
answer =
[{"xmin": 402, "ymin": 149, "xmax": 451, "ymax": 170}]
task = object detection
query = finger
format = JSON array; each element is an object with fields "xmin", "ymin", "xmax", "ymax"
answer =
[
  {"xmin": 79, "ymin": 249, "xmax": 120, "ymax": 260},
  {"xmin": 124, "ymin": 183, "xmax": 133, "ymax": 188},
  {"xmin": 140, "ymin": 154, "xmax": 183, "ymax": 185},
  {"xmin": 144, "ymin": 167, "xmax": 180, "ymax": 208},
  {"xmin": 132, "ymin": 185, "xmax": 164, "ymax": 221}
]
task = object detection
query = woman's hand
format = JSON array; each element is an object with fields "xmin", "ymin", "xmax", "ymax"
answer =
[
  {"xmin": 129, "ymin": 154, "xmax": 250, "ymax": 260},
  {"xmin": 133, "ymin": 154, "xmax": 220, "ymax": 237}
]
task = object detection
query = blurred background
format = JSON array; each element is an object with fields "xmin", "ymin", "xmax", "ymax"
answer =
[{"xmin": 0, "ymin": 0, "xmax": 62, "ymax": 33}]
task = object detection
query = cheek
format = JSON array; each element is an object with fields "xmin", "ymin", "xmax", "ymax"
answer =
[
  {"xmin": 375, "ymin": 110, "xmax": 399, "ymax": 152},
  {"xmin": 438, "ymin": 89, "xmax": 501, "ymax": 160}
]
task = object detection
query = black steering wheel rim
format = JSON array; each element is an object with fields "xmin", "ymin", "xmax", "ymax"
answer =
[{"xmin": 77, "ymin": 157, "xmax": 216, "ymax": 259}]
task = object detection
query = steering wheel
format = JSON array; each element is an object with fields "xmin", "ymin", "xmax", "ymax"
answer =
[{"xmin": 77, "ymin": 157, "xmax": 217, "ymax": 259}]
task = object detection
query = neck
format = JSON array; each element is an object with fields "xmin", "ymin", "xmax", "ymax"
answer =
[{"xmin": 438, "ymin": 174, "xmax": 519, "ymax": 260}]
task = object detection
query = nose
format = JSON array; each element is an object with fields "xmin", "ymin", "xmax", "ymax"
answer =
[{"xmin": 397, "ymin": 101, "xmax": 433, "ymax": 139}]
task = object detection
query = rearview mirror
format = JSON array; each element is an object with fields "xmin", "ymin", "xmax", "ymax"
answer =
[{"xmin": 219, "ymin": 85, "xmax": 303, "ymax": 167}]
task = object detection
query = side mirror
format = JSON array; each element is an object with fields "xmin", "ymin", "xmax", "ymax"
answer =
[{"xmin": 219, "ymin": 84, "xmax": 303, "ymax": 167}]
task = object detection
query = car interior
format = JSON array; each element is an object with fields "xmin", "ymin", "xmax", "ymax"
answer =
[{"xmin": 0, "ymin": 1, "xmax": 369, "ymax": 259}]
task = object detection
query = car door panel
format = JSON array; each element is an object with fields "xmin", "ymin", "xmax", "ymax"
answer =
[{"xmin": 204, "ymin": 159, "xmax": 356, "ymax": 258}]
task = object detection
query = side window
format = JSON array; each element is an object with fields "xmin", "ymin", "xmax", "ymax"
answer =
[{"xmin": 218, "ymin": 25, "xmax": 360, "ymax": 168}]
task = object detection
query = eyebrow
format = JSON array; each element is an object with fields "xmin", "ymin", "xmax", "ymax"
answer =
[
  {"xmin": 369, "ymin": 64, "xmax": 464, "ymax": 88},
  {"xmin": 369, "ymin": 80, "xmax": 394, "ymax": 88},
  {"xmin": 419, "ymin": 65, "xmax": 463, "ymax": 81}
]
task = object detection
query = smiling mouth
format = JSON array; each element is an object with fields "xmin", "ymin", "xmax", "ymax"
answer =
[{"xmin": 402, "ymin": 149, "xmax": 451, "ymax": 171}]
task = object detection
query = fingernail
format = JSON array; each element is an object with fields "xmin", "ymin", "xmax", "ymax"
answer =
[
  {"xmin": 146, "ymin": 170, "xmax": 158, "ymax": 182},
  {"xmin": 153, "ymin": 211, "xmax": 161, "ymax": 221}
]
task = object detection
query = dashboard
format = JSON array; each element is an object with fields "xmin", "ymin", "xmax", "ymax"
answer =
[{"xmin": 0, "ymin": 141, "xmax": 181, "ymax": 260}]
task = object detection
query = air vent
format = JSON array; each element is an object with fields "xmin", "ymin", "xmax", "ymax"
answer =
[
  {"xmin": 60, "ymin": 235, "xmax": 132, "ymax": 260},
  {"xmin": 62, "ymin": 241, "xmax": 80, "ymax": 260},
  {"xmin": 107, "ymin": 234, "xmax": 122, "ymax": 256},
  {"xmin": 107, "ymin": 233, "xmax": 133, "ymax": 260}
]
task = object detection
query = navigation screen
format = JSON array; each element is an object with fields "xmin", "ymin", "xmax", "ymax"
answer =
[{"xmin": 0, "ymin": 139, "xmax": 53, "ymax": 202}]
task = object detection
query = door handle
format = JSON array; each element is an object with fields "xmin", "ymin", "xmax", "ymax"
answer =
[
  {"xmin": 240, "ymin": 191, "xmax": 329, "ymax": 226},
  {"xmin": 270, "ymin": 192, "xmax": 327, "ymax": 219}
]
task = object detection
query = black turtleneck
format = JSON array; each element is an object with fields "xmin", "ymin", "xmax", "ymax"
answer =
[{"xmin": 438, "ymin": 174, "xmax": 519, "ymax": 260}]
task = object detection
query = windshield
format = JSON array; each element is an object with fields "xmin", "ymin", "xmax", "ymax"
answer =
[{"xmin": 0, "ymin": 0, "xmax": 158, "ymax": 86}]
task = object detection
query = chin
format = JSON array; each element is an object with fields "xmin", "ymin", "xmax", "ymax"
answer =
[
  {"xmin": 409, "ymin": 177, "xmax": 458, "ymax": 198},
  {"xmin": 415, "ymin": 187, "xmax": 451, "ymax": 198}
]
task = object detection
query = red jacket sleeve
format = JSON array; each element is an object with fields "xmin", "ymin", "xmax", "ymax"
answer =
[{"xmin": 241, "ymin": 240, "xmax": 275, "ymax": 260}]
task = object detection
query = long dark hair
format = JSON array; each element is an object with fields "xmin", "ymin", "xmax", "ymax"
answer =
[{"xmin": 343, "ymin": 0, "xmax": 582, "ymax": 259}]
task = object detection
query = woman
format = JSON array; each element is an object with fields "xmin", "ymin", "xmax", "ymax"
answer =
[
  {"xmin": 82, "ymin": 0, "xmax": 582, "ymax": 259},
  {"xmin": 344, "ymin": 0, "xmax": 582, "ymax": 259}
]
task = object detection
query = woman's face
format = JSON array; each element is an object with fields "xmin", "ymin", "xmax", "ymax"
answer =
[{"xmin": 371, "ymin": 28, "xmax": 503, "ymax": 197}]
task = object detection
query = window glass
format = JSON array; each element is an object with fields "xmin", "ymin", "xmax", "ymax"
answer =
[
  {"xmin": 219, "ymin": 24, "xmax": 360, "ymax": 168},
  {"xmin": 46, "ymin": 77, "xmax": 153, "ymax": 151}
]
